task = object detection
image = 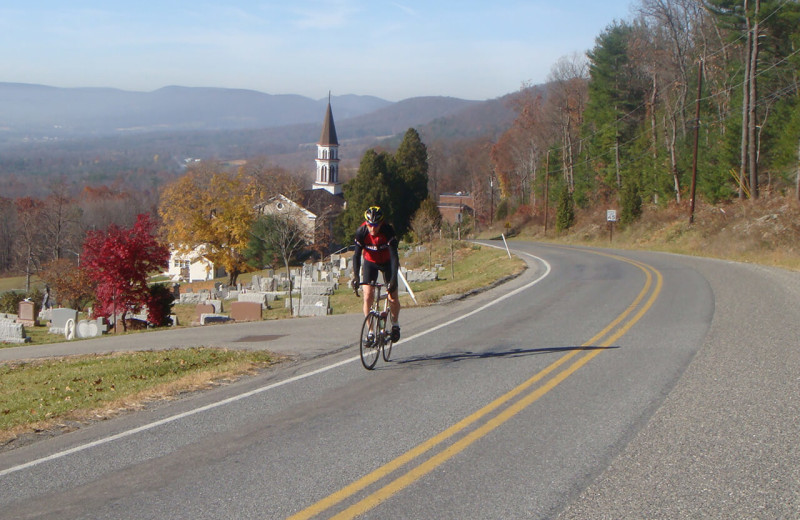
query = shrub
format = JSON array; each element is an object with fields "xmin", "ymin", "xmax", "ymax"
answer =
[
  {"xmin": 147, "ymin": 283, "xmax": 175, "ymax": 327},
  {"xmin": 0, "ymin": 291, "xmax": 25, "ymax": 314},
  {"xmin": 0, "ymin": 289, "xmax": 43, "ymax": 315}
]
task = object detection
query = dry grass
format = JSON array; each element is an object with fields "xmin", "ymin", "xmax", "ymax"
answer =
[{"xmin": 510, "ymin": 193, "xmax": 800, "ymax": 272}]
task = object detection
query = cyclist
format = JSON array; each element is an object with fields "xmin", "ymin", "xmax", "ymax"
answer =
[{"xmin": 350, "ymin": 206, "xmax": 401, "ymax": 342}]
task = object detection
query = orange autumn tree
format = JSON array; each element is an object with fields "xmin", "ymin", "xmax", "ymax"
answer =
[{"xmin": 159, "ymin": 164, "xmax": 258, "ymax": 285}]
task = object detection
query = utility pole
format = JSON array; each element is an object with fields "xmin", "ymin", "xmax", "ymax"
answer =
[
  {"xmin": 544, "ymin": 149, "xmax": 550, "ymax": 235},
  {"xmin": 796, "ymin": 140, "xmax": 800, "ymax": 202},
  {"xmin": 489, "ymin": 173, "xmax": 494, "ymax": 227},
  {"xmin": 689, "ymin": 60, "xmax": 703, "ymax": 224}
]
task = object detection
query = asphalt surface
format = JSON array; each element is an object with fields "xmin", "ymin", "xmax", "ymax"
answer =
[
  {"xmin": 1, "ymin": 242, "xmax": 798, "ymax": 518},
  {"xmin": 556, "ymin": 253, "xmax": 800, "ymax": 519}
]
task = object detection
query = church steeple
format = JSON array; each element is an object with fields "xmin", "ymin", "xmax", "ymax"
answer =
[{"xmin": 313, "ymin": 94, "xmax": 342, "ymax": 195}]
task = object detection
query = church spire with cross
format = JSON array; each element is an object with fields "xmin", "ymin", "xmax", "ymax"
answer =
[{"xmin": 312, "ymin": 92, "xmax": 342, "ymax": 195}]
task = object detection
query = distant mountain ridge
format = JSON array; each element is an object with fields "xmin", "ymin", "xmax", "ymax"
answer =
[
  {"xmin": 0, "ymin": 82, "xmax": 519, "ymax": 198},
  {"xmin": 0, "ymin": 83, "xmax": 394, "ymax": 135}
]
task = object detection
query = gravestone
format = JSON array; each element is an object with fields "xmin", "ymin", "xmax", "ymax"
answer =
[
  {"xmin": 195, "ymin": 303, "xmax": 215, "ymax": 321},
  {"xmin": 238, "ymin": 292, "xmax": 270, "ymax": 305},
  {"xmin": 179, "ymin": 293, "xmax": 205, "ymax": 305},
  {"xmin": 16, "ymin": 300, "xmax": 38, "ymax": 326},
  {"xmin": 0, "ymin": 318, "xmax": 30, "ymax": 343},
  {"xmin": 200, "ymin": 313, "xmax": 232, "ymax": 325},
  {"xmin": 230, "ymin": 301, "xmax": 262, "ymax": 322},
  {"xmin": 50, "ymin": 308, "xmax": 78, "ymax": 335},
  {"xmin": 205, "ymin": 299, "xmax": 223, "ymax": 313},
  {"xmin": 75, "ymin": 318, "xmax": 107, "ymax": 339}
]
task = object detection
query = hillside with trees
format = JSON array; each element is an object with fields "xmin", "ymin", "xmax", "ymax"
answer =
[
  {"xmin": 2, "ymin": 0, "xmax": 799, "ymax": 308},
  {"xmin": 461, "ymin": 0, "xmax": 800, "ymax": 232}
]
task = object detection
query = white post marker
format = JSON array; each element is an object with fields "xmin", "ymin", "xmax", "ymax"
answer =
[
  {"xmin": 501, "ymin": 234, "xmax": 512, "ymax": 258},
  {"xmin": 398, "ymin": 269, "xmax": 417, "ymax": 305}
]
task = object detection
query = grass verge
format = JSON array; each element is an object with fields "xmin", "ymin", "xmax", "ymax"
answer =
[
  {"xmin": 0, "ymin": 348, "xmax": 278, "ymax": 445},
  {"xmin": 329, "ymin": 240, "xmax": 525, "ymax": 313}
]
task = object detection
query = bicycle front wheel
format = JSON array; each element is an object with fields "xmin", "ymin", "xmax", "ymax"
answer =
[
  {"xmin": 360, "ymin": 313, "xmax": 380, "ymax": 369},
  {"xmin": 381, "ymin": 314, "xmax": 393, "ymax": 362}
]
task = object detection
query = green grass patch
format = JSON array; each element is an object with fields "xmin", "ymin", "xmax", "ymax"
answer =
[
  {"xmin": 0, "ymin": 348, "xmax": 276, "ymax": 441},
  {"xmin": 329, "ymin": 240, "xmax": 525, "ymax": 313},
  {"xmin": 0, "ymin": 275, "xmax": 43, "ymax": 295}
]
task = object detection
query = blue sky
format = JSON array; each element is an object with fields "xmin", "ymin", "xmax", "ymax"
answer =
[{"xmin": 1, "ymin": 1, "xmax": 636, "ymax": 101}]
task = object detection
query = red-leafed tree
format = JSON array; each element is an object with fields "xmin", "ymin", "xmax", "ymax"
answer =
[{"xmin": 81, "ymin": 213, "xmax": 170, "ymax": 331}]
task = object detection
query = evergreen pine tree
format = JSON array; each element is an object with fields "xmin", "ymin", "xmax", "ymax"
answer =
[
  {"xmin": 620, "ymin": 181, "xmax": 643, "ymax": 225},
  {"xmin": 556, "ymin": 186, "xmax": 575, "ymax": 232}
]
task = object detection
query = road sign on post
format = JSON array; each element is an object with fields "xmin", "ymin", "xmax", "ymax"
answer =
[{"xmin": 606, "ymin": 210, "xmax": 617, "ymax": 242}]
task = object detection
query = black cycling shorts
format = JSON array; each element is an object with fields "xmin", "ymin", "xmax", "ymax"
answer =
[{"xmin": 362, "ymin": 259, "xmax": 392, "ymax": 286}]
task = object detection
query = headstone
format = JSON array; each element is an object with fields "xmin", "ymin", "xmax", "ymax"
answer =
[
  {"xmin": 50, "ymin": 308, "xmax": 78, "ymax": 334},
  {"xmin": 179, "ymin": 293, "xmax": 205, "ymax": 305},
  {"xmin": 0, "ymin": 318, "xmax": 30, "ymax": 343},
  {"xmin": 302, "ymin": 282, "xmax": 336, "ymax": 295},
  {"xmin": 195, "ymin": 303, "xmax": 215, "ymax": 321},
  {"xmin": 229, "ymin": 301, "xmax": 262, "ymax": 322},
  {"xmin": 200, "ymin": 313, "xmax": 232, "ymax": 325},
  {"xmin": 74, "ymin": 318, "xmax": 106, "ymax": 338},
  {"xmin": 405, "ymin": 269, "xmax": 438, "ymax": 282},
  {"xmin": 76, "ymin": 320, "xmax": 95, "ymax": 338},
  {"xmin": 205, "ymin": 299, "xmax": 223, "ymax": 313},
  {"xmin": 16, "ymin": 300, "xmax": 38, "ymax": 326},
  {"xmin": 38, "ymin": 307, "xmax": 52, "ymax": 324},
  {"xmin": 238, "ymin": 292, "xmax": 270, "ymax": 305},
  {"xmin": 64, "ymin": 318, "xmax": 76, "ymax": 340}
]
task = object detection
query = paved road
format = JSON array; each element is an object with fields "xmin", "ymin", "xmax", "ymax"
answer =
[{"xmin": 0, "ymin": 241, "xmax": 798, "ymax": 518}]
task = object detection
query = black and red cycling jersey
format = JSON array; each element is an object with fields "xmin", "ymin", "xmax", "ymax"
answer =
[
  {"xmin": 354, "ymin": 222, "xmax": 398, "ymax": 264},
  {"xmin": 352, "ymin": 221, "xmax": 399, "ymax": 286}
]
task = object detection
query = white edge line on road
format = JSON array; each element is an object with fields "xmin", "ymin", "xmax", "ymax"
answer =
[{"xmin": 0, "ymin": 248, "xmax": 550, "ymax": 478}]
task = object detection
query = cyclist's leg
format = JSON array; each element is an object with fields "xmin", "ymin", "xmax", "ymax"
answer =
[
  {"xmin": 362, "ymin": 260, "xmax": 380, "ymax": 317},
  {"xmin": 362, "ymin": 285, "xmax": 374, "ymax": 317},
  {"xmin": 380, "ymin": 264, "xmax": 401, "ymax": 341}
]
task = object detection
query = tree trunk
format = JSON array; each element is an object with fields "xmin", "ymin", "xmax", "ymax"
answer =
[
  {"xmin": 739, "ymin": 0, "xmax": 752, "ymax": 198},
  {"xmin": 285, "ymin": 258, "xmax": 294, "ymax": 316},
  {"xmin": 748, "ymin": 0, "xmax": 760, "ymax": 198}
]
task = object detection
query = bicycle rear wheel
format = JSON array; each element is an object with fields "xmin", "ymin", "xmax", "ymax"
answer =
[
  {"xmin": 381, "ymin": 314, "xmax": 393, "ymax": 362},
  {"xmin": 360, "ymin": 313, "xmax": 380, "ymax": 369}
]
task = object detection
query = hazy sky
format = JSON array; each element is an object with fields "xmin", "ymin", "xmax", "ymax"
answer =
[{"xmin": 1, "ymin": 1, "xmax": 635, "ymax": 101}]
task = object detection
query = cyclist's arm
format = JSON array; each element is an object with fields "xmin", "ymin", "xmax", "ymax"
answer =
[
  {"xmin": 388, "ymin": 237, "xmax": 399, "ymax": 288},
  {"xmin": 352, "ymin": 227, "xmax": 365, "ymax": 282},
  {"xmin": 352, "ymin": 241, "xmax": 362, "ymax": 277}
]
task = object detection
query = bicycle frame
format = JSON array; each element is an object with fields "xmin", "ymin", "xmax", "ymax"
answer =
[{"xmin": 356, "ymin": 282, "xmax": 393, "ymax": 369}]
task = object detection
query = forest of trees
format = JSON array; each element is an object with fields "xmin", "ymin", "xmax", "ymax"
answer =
[{"xmin": 474, "ymin": 0, "xmax": 800, "ymax": 229}]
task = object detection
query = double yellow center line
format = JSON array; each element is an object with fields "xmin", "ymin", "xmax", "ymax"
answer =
[{"xmin": 289, "ymin": 251, "xmax": 663, "ymax": 520}]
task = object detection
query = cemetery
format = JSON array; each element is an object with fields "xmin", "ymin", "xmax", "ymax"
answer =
[{"xmin": 1, "ymin": 251, "xmax": 443, "ymax": 345}]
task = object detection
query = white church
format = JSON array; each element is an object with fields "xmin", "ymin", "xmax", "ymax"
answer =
[{"xmin": 257, "ymin": 98, "xmax": 346, "ymax": 250}]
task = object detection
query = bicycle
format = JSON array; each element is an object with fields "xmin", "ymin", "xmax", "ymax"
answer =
[{"xmin": 354, "ymin": 281, "xmax": 394, "ymax": 369}]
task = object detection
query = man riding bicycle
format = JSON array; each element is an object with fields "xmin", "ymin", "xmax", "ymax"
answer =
[{"xmin": 350, "ymin": 206, "xmax": 401, "ymax": 342}]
